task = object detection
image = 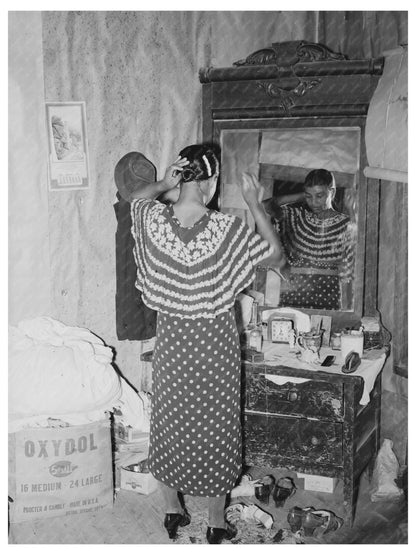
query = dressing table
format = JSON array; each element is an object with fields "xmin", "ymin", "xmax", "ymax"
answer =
[
  {"xmin": 242, "ymin": 342, "xmax": 386, "ymax": 525},
  {"xmin": 199, "ymin": 41, "xmax": 387, "ymax": 525}
]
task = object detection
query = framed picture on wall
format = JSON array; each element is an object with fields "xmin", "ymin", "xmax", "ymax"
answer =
[{"xmin": 45, "ymin": 101, "xmax": 90, "ymax": 191}]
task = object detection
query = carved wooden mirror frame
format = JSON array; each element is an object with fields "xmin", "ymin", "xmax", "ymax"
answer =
[{"xmin": 199, "ymin": 41, "xmax": 384, "ymax": 329}]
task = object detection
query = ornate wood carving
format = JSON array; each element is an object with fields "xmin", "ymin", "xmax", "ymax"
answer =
[
  {"xmin": 233, "ymin": 40, "xmax": 347, "ymax": 67},
  {"xmin": 257, "ymin": 76, "xmax": 321, "ymax": 115}
]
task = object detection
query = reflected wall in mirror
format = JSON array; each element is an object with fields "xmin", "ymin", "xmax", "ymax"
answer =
[{"xmin": 220, "ymin": 127, "xmax": 361, "ymax": 312}]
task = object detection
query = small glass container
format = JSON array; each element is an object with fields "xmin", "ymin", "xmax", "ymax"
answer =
[
  {"xmin": 331, "ymin": 332, "xmax": 342, "ymax": 350},
  {"xmin": 249, "ymin": 328, "xmax": 263, "ymax": 352},
  {"xmin": 261, "ymin": 321, "xmax": 268, "ymax": 341}
]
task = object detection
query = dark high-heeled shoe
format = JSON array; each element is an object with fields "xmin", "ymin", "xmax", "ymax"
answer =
[
  {"xmin": 206, "ymin": 523, "xmax": 237, "ymax": 544},
  {"xmin": 254, "ymin": 474, "xmax": 276, "ymax": 504},
  {"xmin": 273, "ymin": 476, "xmax": 297, "ymax": 508},
  {"xmin": 302, "ymin": 509, "xmax": 344, "ymax": 538},
  {"xmin": 164, "ymin": 511, "xmax": 191, "ymax": 539},
  {"xmin": 287, "ymin": 506, "xmax": 315, "ymax": 532}
]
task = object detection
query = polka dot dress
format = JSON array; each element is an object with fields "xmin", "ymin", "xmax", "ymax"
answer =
[
  {"xmin": 148, "ymin": 310, "xmax": 242, "ymax": 497},
  {"xmin": 280, "ymin": 274, "xmax": 341, "ymax": 310}
]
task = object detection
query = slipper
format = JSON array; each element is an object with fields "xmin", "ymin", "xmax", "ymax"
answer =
[
  {"xmin": 243, "ymin": 504, "xmax": 274, "ymax": 529},
  {"xmin": 273, "ymin": 476, "xmax": 297, "ymax": 508},
  {"xmin": 225, "ymin": 503, "xmax": 274, "ymax": 529}
]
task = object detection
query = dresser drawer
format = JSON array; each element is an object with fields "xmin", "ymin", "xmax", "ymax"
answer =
[
  {"xmin": 244, "ymin": 413, "xmax": 343, "ymax": 468},
  {"xmin": 245, "ymin": 372, "xmax": 344, "ymax": 420}
]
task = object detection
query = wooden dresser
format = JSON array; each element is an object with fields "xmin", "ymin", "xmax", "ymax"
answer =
[{"xmin": 242, "ymin": 355, "xmax": 384, "ymax": 525}]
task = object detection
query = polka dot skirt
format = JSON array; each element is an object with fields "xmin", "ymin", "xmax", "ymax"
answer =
[
  {"xmin": 148, "ymin": 311, "xmax": 242, "ymax": 497},
  {"xmin": 280, "ymin": 274, "xmax": 341, "ymax": 310}
]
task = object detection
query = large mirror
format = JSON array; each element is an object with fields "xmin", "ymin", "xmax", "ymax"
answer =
[
  {"xmin": 201, "ymin": 41, "xmax": 383, "ymax": 325},
  {"xmin": 220, "ymin": 127, "xmax": 361, "ymax": 313}
]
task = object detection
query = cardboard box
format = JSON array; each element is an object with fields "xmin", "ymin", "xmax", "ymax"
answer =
[
  {"xmin": 114, "ymin": 421, "xmax": 149, "ymax": 444},
  {"xmin": 297, "ymin": 473, "xmax": 338, "ymax": 493},
  {"xmin": 8, "ymin": 420, "xmax": 114, "ymax": 523},
  {"xmin": 120, "ymin": 467, "xmax": 158, "ymax": 495}
]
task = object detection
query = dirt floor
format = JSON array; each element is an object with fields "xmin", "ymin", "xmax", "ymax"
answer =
[{"xmin": 8, "ymin": 465, "xmax": 407, "ymax": 545}]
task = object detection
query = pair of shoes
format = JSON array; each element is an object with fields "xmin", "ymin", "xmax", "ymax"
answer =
[
  {"xmin": 287, "ymin": 506, "xmax": 343, "ymax": 537},
  {"xmin": 273, "ymin": 477, "xmax": 297, "ymax": 508},
  {"xmin": 164, "ymin": 511, "xmax": 191, "ymax": 539},
  {"xmin": 303, "ymin": 509, "xmax": 344, "ymax": 537},
  {"xmin": 287, "ymin": 506, "xmax": 315, "ymax": 532},
  {"xmin": 206, "ymin": 523, "xmax": 237, "ymax": 544}
]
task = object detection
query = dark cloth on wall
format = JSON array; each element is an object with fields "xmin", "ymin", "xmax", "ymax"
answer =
[{"xmin": 114, "ymin": 195, "xmax": 157, "ymax": 340}]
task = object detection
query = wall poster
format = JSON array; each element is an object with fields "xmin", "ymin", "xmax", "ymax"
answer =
[{"xmin": 45, "ymin": 101, "xmax": 90, "ymax": 191}]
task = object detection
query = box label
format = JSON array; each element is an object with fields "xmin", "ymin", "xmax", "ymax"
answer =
[{"xmin": 9, "ymin": 421, "xmax": 113, "ymax": 522}]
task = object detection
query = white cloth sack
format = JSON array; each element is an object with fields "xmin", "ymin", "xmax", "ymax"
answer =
[{"xmin": 9, "ymin": 317, "xmax": 149, "ymax": 432}]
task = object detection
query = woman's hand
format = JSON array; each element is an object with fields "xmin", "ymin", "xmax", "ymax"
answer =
[
  {"xmin": 241, "ymin": 172, "xmax": 286, "ymax": 269},
  {"xmin": 241, "ymin": 172, "xmax": 264, "ymax": 206},
  {"xmin": 129, "ymin": 157, "xmax": 189, "ymax": 201},
  {"xmin": 161, "ymin": 156, "xmax": 189, "ymax": 190}
]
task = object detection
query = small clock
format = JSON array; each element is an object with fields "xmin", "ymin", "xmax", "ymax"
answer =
[{"xmin": 268, "ymin": 317, "xmax": 294, "ymax": 343}]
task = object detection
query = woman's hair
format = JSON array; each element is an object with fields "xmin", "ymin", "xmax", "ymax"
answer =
[
  {"xmin": 304, "ymin": 169, "xmax": 336, "ymax": 190},
  {"xmin": 178, "ymin": 144, "xmax": 220, "ymax": 183}
]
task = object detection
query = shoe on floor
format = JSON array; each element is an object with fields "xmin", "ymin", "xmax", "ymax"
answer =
[
  {"xmin": 206, "ymin": 523, "xmax": 237, "ymax": 544},
  {"xmin": 287, "ymin": 506, "xmax": 315, "ymax": 532},
  {"xmin": 303, "ymin": 509, "xmax": 344, "ymax": 537},
  {"xmin": 164, "ymin": 511, "xmax": 191, "ymax": 539},
  {"xmin": 273, "ymin": 476, "xmax": 297, "ymax": 508}
]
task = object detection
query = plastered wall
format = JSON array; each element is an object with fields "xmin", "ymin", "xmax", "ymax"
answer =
[
  {"xmin": 9, "ymin": 12, "xmax": 51, "ymax": 324},
  {"xmin": 9, "ymin": 11, "xmax": 316, "ymax": 389}
]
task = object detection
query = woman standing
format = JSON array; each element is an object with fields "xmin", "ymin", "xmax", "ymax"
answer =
[
  {"xmin": 264, "ymin": 169, "xmax": 355, "ymax": 310},
  {"xmin": 117, "ymin": 144, "xmax": 284, "ymax": 543}
]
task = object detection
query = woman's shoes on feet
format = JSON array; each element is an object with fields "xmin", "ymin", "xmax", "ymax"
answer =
[
  {"xmin": 206, "ymin": 523, "xmax": 237, "ymax": 544},
  {"xmin": 164, "ymin": 511, "xmax": 191, "ymax": 539}
]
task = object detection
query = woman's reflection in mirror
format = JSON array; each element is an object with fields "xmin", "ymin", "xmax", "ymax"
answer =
[{"xmin": 263, "ymin": 169, "xmax": 354, "ymax": 310}]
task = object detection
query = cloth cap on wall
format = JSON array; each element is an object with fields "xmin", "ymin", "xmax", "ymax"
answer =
[{"xmin": 114, "ymin": 152, "xmax": 156, "ymax": 202}]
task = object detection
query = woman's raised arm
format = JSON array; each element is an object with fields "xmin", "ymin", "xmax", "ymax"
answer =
[
  {"xmin": 241, "ymin": 173, "xmax": 286, "ymax": 269},
  {"xmin": 129, "ymin": 157, "xmax": 189, "ymax": 201}
]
